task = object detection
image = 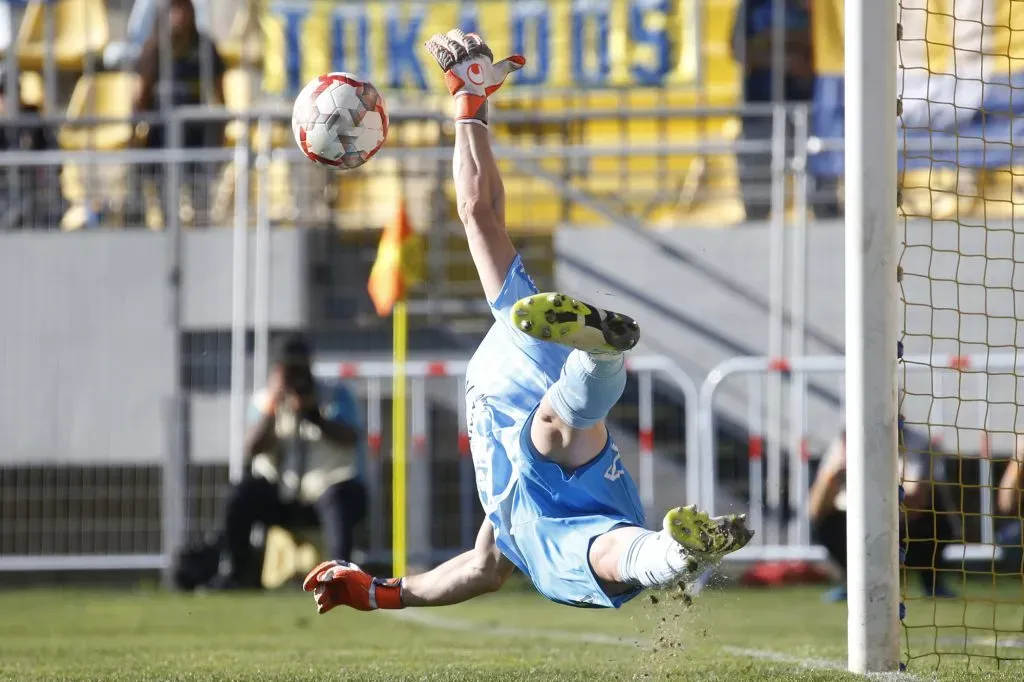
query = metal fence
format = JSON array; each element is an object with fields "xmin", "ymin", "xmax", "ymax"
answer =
[
  {"xmin": 700, "ymin": 352, "xmax": 1024, "ymax": 564},
  {"xmin": 0, "ymin": 352, "xmax": 700, "ymax": 572}
]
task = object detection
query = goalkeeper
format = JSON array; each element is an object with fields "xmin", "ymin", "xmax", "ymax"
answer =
[{"xmin": 303, "ymin": 30, "xmax": 752, "ymax": 614}]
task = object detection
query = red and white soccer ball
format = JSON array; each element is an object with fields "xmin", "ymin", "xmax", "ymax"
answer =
[{"xmin": 291, "ymin": 72, "xmax": 389, "ymax": 170}]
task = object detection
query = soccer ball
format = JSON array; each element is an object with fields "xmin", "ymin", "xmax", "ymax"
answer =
[{"xmin": 291, "ymin": 73, "xmax": 389, "ymax": 170}]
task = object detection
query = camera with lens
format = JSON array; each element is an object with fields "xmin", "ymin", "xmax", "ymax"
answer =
[{"xmin": 283, "ymin": 362, "xmax": 315, "ymax": 399}]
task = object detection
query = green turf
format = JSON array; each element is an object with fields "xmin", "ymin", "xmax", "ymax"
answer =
[{"xmin": 0, "ymin": 579, "xmax": 1021, "ymax": 681}]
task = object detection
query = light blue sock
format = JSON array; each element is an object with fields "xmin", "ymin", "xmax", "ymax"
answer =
[{"xmin": 545, "ymin": 350, "xmax": 626, "ymax": 429}]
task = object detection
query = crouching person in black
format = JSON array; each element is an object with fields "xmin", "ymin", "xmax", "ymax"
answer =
[
  {"xmin": 214, "ymin": 335, "xmax": 367, "ymax": 589},
  {"xmin": 809, "ymin": 420, "xmax": 956, "ymax": 602}
]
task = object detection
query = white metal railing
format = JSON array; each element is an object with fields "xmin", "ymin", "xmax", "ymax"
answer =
[
  {"xmin": 2, "ymin": 350, "xmax": 1014, "ymax": 571},
  {"xmin": 699, "ymin": 352, "xmax": 1022, "ymax": 563}
]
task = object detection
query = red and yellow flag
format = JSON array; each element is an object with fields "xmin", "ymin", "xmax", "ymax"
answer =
[{"xmin": 367, "ymin": 200, "xmax": 424, "ymax": 316}]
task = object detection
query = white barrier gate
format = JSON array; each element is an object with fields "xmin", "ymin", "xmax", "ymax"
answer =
[{"xmin": 699, "ymin": 353, "xmax": 1017, "ymax": 563}]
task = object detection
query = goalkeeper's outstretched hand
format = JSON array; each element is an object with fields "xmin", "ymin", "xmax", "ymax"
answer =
[
  {"xmin": 424, "ymin": 29, "xmax": 525, "ymax": 124},
  {"xmin": 302, "ymin": 560, "xmax": 404, "ymax": 614}
]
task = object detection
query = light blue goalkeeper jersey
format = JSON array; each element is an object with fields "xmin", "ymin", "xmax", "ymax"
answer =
[{"xmin": 465, "ymin": 255, "xmax": 645, "ymax": 608}]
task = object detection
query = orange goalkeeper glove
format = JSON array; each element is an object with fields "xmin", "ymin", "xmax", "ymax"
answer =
[
  {"xmin": 424, "ymin": 28, "xmax": 525, "ymax": 125},
  {"xmin": 302, "ymin": 560, "xmax": 404, "ymax": 614}
]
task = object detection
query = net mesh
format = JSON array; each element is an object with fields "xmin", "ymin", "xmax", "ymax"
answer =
[{"xmin": 898, "ymin": 0, "xmax": 1024, "ymax": 671}]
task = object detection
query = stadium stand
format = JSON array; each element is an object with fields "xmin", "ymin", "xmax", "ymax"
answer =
[
  {"xmin": 483, "ymin": 0, "xmax": 746, "ymax": 228},
  {"xmin": 813, "ymin": 0, "xmax": 1024, "ymax": 221},
  {"xmin": 210, "ymin": 66, "xmax": 298, "ymax": 226},
  {"xmin": 16, "ymin": 0, "xmax": 110, "ymax": 71},
  {"xmin": 260, "ymin": 0, "xmax": 746, "ymax": 231},
  {"xmin": 218, "ymin": 1, "xmax": 262, "ymax": 68},
  {"xmin": 57, "ymin": 71, "xmax": 139, "ymax": 230}
]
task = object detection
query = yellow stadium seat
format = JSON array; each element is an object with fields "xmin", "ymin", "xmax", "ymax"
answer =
[
  {"xmin": 16, "ymin": 0, "xmax": 109, "ymax": 71},
  {"xmin": 58, "ymin": 72, "xmax": 138, "ymax": 151},
  {"xmin": 899, "ymin": 167, "xmax": 963, "ymax": 221},
  {"xmin": 212, "ymin": 68, "xmax": 297, "ymax": 227},
  {"xmin": 572, "ymin": 112, "xmax": 743, "ymax": 225},
  {"xmin": 704, "ymin": 0, "xmax": 742, "ymax": 103},
  {"xmin": 222, "ymin": 67, "xmax": 256, "ymax": 147},
  {"xmin": 219, "ymin": 4, "xmax": 263, "ymax": 68},
  {"xmin": 17, "ymin": 71, "xmax": 43, "ymax": 109},
  {"xmin": 330, "ymin": 158, "xmax": 434, "ymax": 231},
  {"xmin": 974, "ymin": 168, "xmax": 1024, "ymax": 220},
  {"xmin": 486, "ymin": 0, "xmax": 743, "ymax": 230},
  {"xmin": 58, "ymin": 72, "xmax": 137, "ymax": 231},
  {"xmin": 221, "ymin": 67, "xmax": 290, "ymax": 149}
]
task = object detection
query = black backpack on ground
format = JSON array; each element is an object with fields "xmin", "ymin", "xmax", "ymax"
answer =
[{"xmin": 170, "ymin": 536, "xmax": 221, "ymax": 591}]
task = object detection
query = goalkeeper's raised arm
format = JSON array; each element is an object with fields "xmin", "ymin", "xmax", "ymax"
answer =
[{"xmin": 424, "ymin": 29, "xmax": 524, "ymax": 302}]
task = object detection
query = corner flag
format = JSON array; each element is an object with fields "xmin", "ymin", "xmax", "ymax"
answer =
[{"xmin": 367, "ymin": 200, "xmax": 423, "ymax": 317}]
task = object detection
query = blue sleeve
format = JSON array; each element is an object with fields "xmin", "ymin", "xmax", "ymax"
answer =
[
  {"xmin": 488, "ymin": 254, "xmax": 540, "ymax": 326},
  {"xmin": 324, "ymin": 383, "xmax": 363, "ymax": 430},
  {"xmin": 323, "ymin": 382, "xmax": 367, "ymax": 480}
]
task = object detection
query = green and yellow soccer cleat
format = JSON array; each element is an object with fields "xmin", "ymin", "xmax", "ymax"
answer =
[
  {"xmin": 663, "ymin": 505, "xmax": 753, "ymax": 558},
  {"xmin": 509, "ymin": 292, "xmax": 640, "ymax": 354}
]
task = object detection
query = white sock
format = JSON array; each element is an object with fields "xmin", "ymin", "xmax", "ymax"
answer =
[{"xmin": 617, "ymin": 529, "xmax": 697, "ymax": 588}]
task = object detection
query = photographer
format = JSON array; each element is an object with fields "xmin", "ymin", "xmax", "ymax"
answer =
[
  {"xmin": 809, "ymin": 419, "xmax": 956, "ymax": 601},
  {"xmin": 216, "ymin": 335, "xmax": 367, "ymax": 589}
]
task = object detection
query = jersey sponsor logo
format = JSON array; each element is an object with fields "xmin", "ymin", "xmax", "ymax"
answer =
[
  {"xmin": 603, "ymin": 451, "xmax": 625, "ymax": 482},
  {"xmin": 466, "ymin": 62, "xmax": 486, "ymax": 86},
  {"xmin": 516, "ymin": 262, "xmax": 538, "ymax": 293}
]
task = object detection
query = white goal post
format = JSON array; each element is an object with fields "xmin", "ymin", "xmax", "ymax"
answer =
[{"xmin": 844, "ymin": 0, "xmax": 901, "ymax": 674}]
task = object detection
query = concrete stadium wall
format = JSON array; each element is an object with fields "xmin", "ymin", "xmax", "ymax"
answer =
[{"xmin": 0, "ymin": 229, "xmax": 308, "ymax": 466}]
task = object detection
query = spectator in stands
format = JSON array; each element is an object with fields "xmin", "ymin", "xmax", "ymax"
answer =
[
  {"xmin": 214, "ymin": 335, "xmax": 367, "ymax": 589},
  {"xmin": 731, "ymin": 0, "xmax": 813, "ymax": 220},
  {"xmin": 995, "ymin": 435, "xmax": 1024, "ymax": 574},
  {"xmin": 809, "ymin": 421, "xmax": 957, "ymax": 601},
  {"xmin": 133, "ymin": 0, "xmax": 225, "ymax": 230},
  {"xmin": 0, "ymin": 66, "xmax": 64, "ymax": 230},
  {"xmin": 808, "ymin": 0, "xmax": 843, "ymax": 217}
]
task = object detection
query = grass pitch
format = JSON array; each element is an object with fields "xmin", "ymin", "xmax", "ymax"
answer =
[{"xmin": 0, "ymin": 579, "xmax": 1021, "ymax": 681}]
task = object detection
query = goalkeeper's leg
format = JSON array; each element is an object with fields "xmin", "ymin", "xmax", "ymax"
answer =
[{"xmin": 590, "ymin": 508, "xmax": 754, "ymax": 593}]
